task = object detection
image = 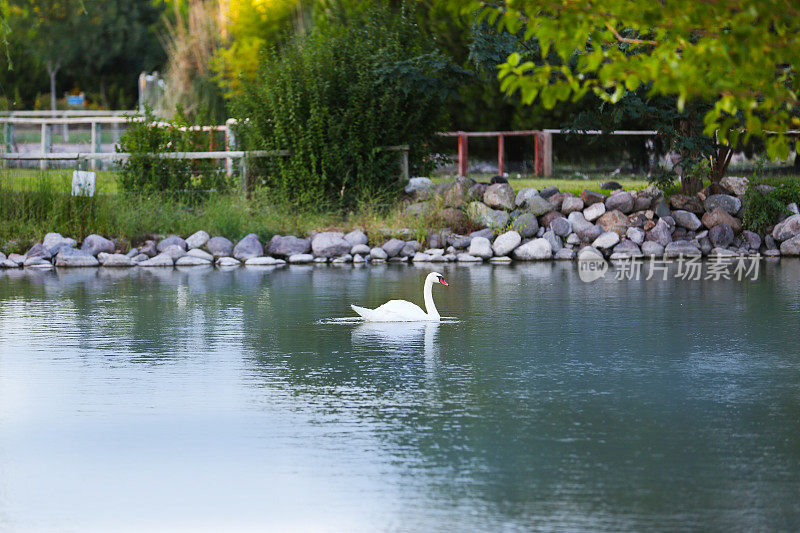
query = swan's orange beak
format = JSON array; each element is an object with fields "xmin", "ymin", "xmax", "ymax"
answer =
[{"xmin": 440, "ymin": 278, "xmax": 448, "ymax": 286}]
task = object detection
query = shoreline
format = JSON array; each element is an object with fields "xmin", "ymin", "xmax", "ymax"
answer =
[{"xmin": 3, "ymin": 176, "xmax": 800, "ymax": 269}]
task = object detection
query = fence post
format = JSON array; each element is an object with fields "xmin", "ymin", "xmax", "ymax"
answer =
[
  {"xmin": 542, "ymin": 131, "xmax": 553, "ymax": 177},
  {"xmin": 401, "ymin": 146, "xmax": 409, "ymax": 181},
  {"xmin": 498, "ymin": 134, "xmax": 505, "ymax": 176},
  {"xmin": 2, "ymin": 123, "xmax": 14, "ymax": 152},
  {"xmin": 225, "ymin": 118, "xmax": 236, "ymax": 177},
  {"xmin": 458, "ymin": 133, "xmax": 468, "ymax": 177},
  {"xmin": 90, "ymin": 121, "xmax": 102, "ymax": 170},
  {"xmin": 40, "ymin": 123, "xmax": 51, "ymax": 170},
  {"xmin": 240, "ymin": 154, "xmax": 247, "ymax": 195}
]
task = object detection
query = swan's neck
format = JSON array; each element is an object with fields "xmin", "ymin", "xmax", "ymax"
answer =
[{"xmin": 423, "ymin": 277, "xmax": 440, "ymax": 319}]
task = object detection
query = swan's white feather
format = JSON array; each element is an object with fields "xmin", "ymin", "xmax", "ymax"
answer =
[{"xmin": 351, "ymin": 300, "xmax": 433, "ymax": 322}]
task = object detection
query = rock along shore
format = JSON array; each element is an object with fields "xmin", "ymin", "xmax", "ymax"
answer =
[{"xmin": 2, "ymin": 176, "xmax": 799, "ymax": 270}]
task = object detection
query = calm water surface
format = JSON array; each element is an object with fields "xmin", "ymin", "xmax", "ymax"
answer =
[{"xmin": 1, "ymin": 262, "xmax": 799, "ymax": 532}]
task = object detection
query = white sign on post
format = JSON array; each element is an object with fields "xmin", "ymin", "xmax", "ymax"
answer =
[{"xmin": 72, "ymin": 170, "xmax": 96, "ymax": 197}]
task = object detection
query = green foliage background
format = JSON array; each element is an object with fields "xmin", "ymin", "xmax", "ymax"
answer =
[{"xmin": 233, "ymin": 4, "xmax": 467, "ymax": 207}]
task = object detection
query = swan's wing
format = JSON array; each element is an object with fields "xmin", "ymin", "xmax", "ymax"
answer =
[
  {"xmin": 352, "ymin": 300, "xmax": 429, "ymax": 322},
  {"xmin": 351, "ymin": 304, "xmax": 376, "ymax": 320}
]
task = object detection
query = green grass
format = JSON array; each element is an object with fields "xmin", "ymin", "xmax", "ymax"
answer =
[
  {"xmin": 430, "ymin": 174, "xmax": 651, "ymax": 195},
  {"xmin": 1, "ymin": 168, "xmax": 120, "ymax": 193}
]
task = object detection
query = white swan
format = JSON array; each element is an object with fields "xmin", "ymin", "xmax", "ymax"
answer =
[{"xmin": 351, "ymin": 272, "xmax": 448, "ymax": 322}]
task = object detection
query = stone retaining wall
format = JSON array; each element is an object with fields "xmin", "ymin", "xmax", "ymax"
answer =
[{"xmin": 2, "ymin": 176, "xmax": 800, "ymax": 270}]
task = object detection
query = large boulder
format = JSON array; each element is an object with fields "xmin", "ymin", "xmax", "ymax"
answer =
[
  {"xmin": 344, "ymin": 229, "xmax": 368, "ymax": 246},
  {"xmin": 25, "ymin": 243, "xmax": 52, "ymax": 261},
  {"xmin": 514, "ymin": 187, "xmax": 539, "ymax": 208},
  {"xmin": 554, "ymin": 248, "xmax": 576, "ymax": 260},
  {"xmin": 779, "ymin": 234, "xmax": 800, "ymax": 255},
  {"xmin": 483, "ymin": 210, "xmax": 511, "ymax": 229},
  {"xmin": 206, "ymin": 236, "xmax": 234, "ymax": 258},
  {"xmin": 55, "ymin": 248, "xmax": 99, "ymax": 267},
  {"xmin": 583, "ymin": 202, "xmax": 606, "ymax": 222},
  {"xmin": 525, "ymin": 195, "xmax": 556, "ymax": 216},
  {"xmin": 708, "ymin": 224, "xmax": 734, "ymax": 248},
  {"xmin": 511, "ymin": 213, "xmax": 539, "ymax": 238},
  {"xmin": 539, "ymin": 186, "xmax": 559, "ymax": 199},
  {"xmin": 404, "ymin": 177, "xmax": 434, "ymax": 197},
  {"xmin": 646, "ymin": 219, "xmax": 673, "ymax": 247},
  {"xmin": 233, "ymin": 233, "xmax": 264, "ymax": 261},
  {"xmin": 550, "ymin": 217, "xmax": 572, "ymax": 237},
  {"xmin": 540, "ymin": 210, "xmax": 564, "ymax": 228},
  {"xmin": 561, "ymin": 196, "xmax": 585, "ymax": 214},
  {"xmin": 669, "ymin": 194, "xmax": 705, "ymax": 214},
  {"xmin": 701, "ymin": 208, "xmax": 742, "ymax": 233},
  {"xmin": 267, "ymin": 235, "xmax": 311, "ymax": 257},
  {"xmin": 580, "ymin": 190, "xmax": 606, "ymax": 206},
  {"xmin": 664, "ymin": 241, "xmax": 702, "ymax": 258},
  {"xmin": 483, "ymin": 183, "xmax": 516, "ymax": 210},
  {"xmin": 187, "ymin": 248, "xmax": 214, "ymax": 261},
  {"xmin": 81, "ymin": 234, "xmax": 114, "ymax": 256},
  {"xmin": 444, "ymin": 177, "xmax": 475, "ymax": 207},
  {"xmin": 772, "ymin": 214, "xmax": 800, "ymax": 242},
  {"xmin": 381, "ymin": 238, "xmax": 406, "ymax": 258},
  {"xmin": 492, "ymin": 231, "xmax": 522, "ymax": 256},
  {"xmin": 641, "ymin": 241, "xmax": 665, "ymax": 257},
  {"xmin": 672, "ymin": 210, "xmax": 702, "ymax": 231},
  {"xmin": 592, "ymin": 231, "xmax": 620, "ymax": 250},
  {"xmin": 161, "ymin": 245, "xmax": 187, "ymax": 260},
  {"xmin": 175, "ymin": 255, "xmax": 212, "ymax": 267},
  {"xmin": 741, "ymin": 230, "xmax": 762, "ymax": 251},
  {"xmin": 311, "ymin": 232, "xmax": 350, "ymax": 258},
  {"xmin": 101, "ymin": 254, "xmax": 134, "ymax": 267},
  {"xmin": 467, "ymin": 237, "xmax": 493, "ymax": 259},
  {"xmin": 627, "ymin": 226, "xmax": 645, "ymax": 245},
  {"xmin": 605, "ymin": 191, "xmax": 634, "ymax": 214},
  {"xmin": 512, "ymin": 238, "xmax": 552, "ymax": 260},
  {"xmin": 467, "ymin": 201, "xmax": 492, "ymax": 225},
  {"xmin": 543, "ymin": 230, "xmax": 563, "ymax": 252},
  {"xmin": 547, "ymin": 192, "xmax": 572, "ymax": 211},
  {"xmin": 43, "ymin": 232, "xmax": 77, "ymax": 253},
  {"xmin": 633, "ymin": 193, "xmax": 654, "ymax": 211},
  {"xmin": 369, "ymin": 247, "xmax": 388, "ymax": 261},
  {"xmin": 610, "ymin": 240, "xmax": 642, "ymax": 259},
  {"xmin": 704, "ymin": 194, "xmax": 742, "ymax": 216},
  {"xmin": 721, "ymin": 176, "xmax": 749, "ymax": 197},
  {"xmin": 140, "ymin": 240, "xmax": 157, "ymax": 257},
  {"xmin": 157, "ymin": 235, "xmax": 187, "ymax": 252},
  {"xmin": 185, "ymin": 230, "xmax": 210, "ymax": 249},
  {"xmin": 596, "ymin": 210, "xmax": 629, "ymax": 236}
]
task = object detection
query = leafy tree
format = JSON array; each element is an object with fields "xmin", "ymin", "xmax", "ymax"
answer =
[
  {"xmin": 234, "ymin": 4, "xmax": 468, "ymax": 207},
  {"xmin": 456, "ymin": 0, "xmax": 799, "ymax": 190},
  {"xmin": 5, "ymin": 0, "xmax": 163, "ymax": 109}
]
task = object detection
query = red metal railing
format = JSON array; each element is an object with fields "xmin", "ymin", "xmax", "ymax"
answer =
[{"xmin": 438, "ymin": 129, "xmax": 659, "ymax": 178}]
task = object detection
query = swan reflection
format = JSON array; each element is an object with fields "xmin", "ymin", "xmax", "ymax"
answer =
[{"xmin": 351, "ymin": 321, "xmax": 440, "ymax": 360}]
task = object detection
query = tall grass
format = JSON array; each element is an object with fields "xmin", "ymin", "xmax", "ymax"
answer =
[{"xmin": 0, "ymin": 179, "xmax": 449, "ymax": 254}]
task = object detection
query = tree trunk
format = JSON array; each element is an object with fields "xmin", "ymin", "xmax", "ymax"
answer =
[
  {"xmin": 710, "ymin": 146, "xmax": 733, "ymax": 182},
  {"xmin": 46, "ymin": 59, "xmax": 60, "ymax": 111}
]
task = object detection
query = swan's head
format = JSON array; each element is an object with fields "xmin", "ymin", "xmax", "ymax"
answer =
[{"xmin": 428, "ymin": 272, "xmax": 448, "ymax": 286}]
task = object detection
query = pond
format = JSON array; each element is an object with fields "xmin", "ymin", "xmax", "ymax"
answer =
[{"xmin": 1, "ymin": 262, "xmax": 799, "ymax": 531}]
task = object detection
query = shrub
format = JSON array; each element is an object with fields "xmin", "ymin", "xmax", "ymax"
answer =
[
  {"xmin": 742, "ymin": 178, "xmax": 800, "ymax": 235},
  {"xmin": 233, "ymin": 4, "xmax": 467, "ymax": 208},
  {"xmin": 117, "ymin": 109, "xmax": 235, "ymax": 194}
]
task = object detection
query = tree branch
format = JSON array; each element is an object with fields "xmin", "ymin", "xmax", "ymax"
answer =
[{"xmin": 605, "ymin": 22, "xmax": 657, "ymax": 46}]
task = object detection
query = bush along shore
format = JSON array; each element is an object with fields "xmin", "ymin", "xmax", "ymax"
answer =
[{"xmin": 2, "ymin": 176, "xmax": 800, "ymax": 270}]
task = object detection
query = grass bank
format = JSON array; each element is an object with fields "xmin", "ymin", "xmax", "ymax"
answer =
[{"xmin": 0, "ymin": 183, "xmax": 448, "ymax": 255}]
